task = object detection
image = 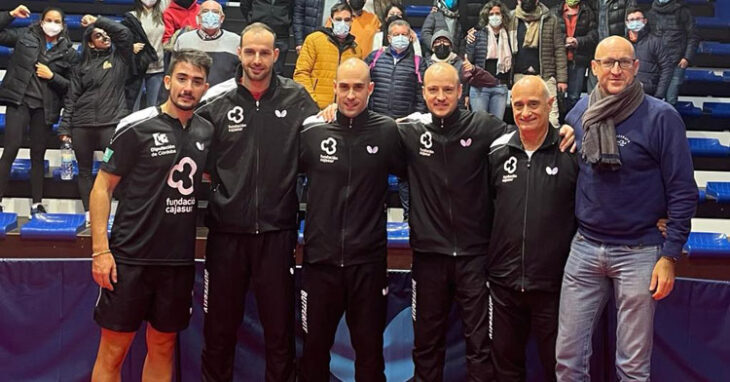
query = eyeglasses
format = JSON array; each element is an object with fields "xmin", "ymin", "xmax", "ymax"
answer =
[{"xmin": 594, "ymin": 58, "xmax": 636, "ymax": 70}]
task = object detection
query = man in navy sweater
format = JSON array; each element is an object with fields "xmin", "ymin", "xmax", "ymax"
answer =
[{"xmin": 555, "ymin": 36, "xmax": 697, "ymax": 381}]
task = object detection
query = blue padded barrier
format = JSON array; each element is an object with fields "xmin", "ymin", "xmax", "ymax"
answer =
[
  {"xmin": 705, "ymin": 182, "xmax": 730, "ymax": 203},
  {"xmin": 20, "ymin": 213, "xmax": 86, "ymax": 240},
  {"xmin": 687, "ymin": 137, "xmax": 730, "ymax": 157},
  {"xmin": 698, "ymin": 41, "xmax": 730, "ymax": 56},
  {"xmin": 0, "ymin": 113, "xmax": 5, "ymax": 134},
  {"xmin": 387, "ymin": 222, "xmax": 410, "ymax": 248},
  {"xmin": 675, "ymin": 101, "xmax": 703, "ymax": 117},
  {"xmin": 58, "ymin": 0, "xmax": 96, "ymax": 3},
  {"xmin": 684, "ymin": 69, "xmax": 723, "ymax": 82},
  {"xmin": 698, "ymin": 188, "xmax": 706, "ymax": 203},
  {"xmin": 388, "ymin": 174, "xmax": 399, "ymax": 191},
  {"xmin": 703, "ymin": 102, "xmax": 730, "ymax": 118},
  {"xmin": 0, "ymin": 46, "xmax": 11, "ymax": 57},
  {"xmin": 405, "ymin": 5, "xmax": 432, "ymax": 17},
  {"xmin": 683, "ymin": 232, "xmax": 730, "ymax": 258},
  {"xmin": 10, "ymin": 159, "xmax": 49, "ymax": 181},
  {"xmin": 0, "ymin": 212, "xmax": 19, "ymax": 238},
  {"xmin": 10, "ymin": 14, "xmax": 122, "ymax": 29},
  {"xmin": 695, "ymin": 17, "xmax": 729, "ymax": 29}
]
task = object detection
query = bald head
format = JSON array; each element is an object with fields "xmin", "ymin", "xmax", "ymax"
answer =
[
  {"xmin": 595, "ymin": 36, "xmax": 635, "ymax": 60},
  {"xmin": 423, "ymin": 62, "xmax": 462, "ymax": 118},
  {"xmin": 511, "ymin": 75, "xmax": 554, "ymax": 142},
  {"xmin": 199, "ymin": 0, "xmax": 223, "ymax": 15},
  {"xmin": 592, "ymin": 36, "xmax": 639, "ymax": 95},
  {"xmin": 424, "ymin": 63, "xmax": 460, "ymax": 87},
  {"xmin": 512, "ymin": 75, "xmax": 550, "ymax": 100},
  {"xmin": 337, "ymin": 57, "xmax": 371, "ymax": 83}
]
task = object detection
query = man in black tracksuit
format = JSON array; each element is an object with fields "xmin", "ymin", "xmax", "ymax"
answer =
[
  {"xmin": 298, "ymin": 58, "xmax": 404, "ymax": 382},
  {"xmin": 487, "ymin": 76, "xmax": 578, "ymax": 382},
  {"xmin": 397, "ymin": 63, "xmax": 506, "ymax": 382},
  {"xmin": 195, "ymin": 23, "xmax": 319, "ymax": 382}
]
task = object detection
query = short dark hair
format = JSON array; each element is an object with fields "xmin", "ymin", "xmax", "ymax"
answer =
[
  {"xmin": 241, "ymin": 22, "xmax": 276, "ymax": 44},
  {"xmin": 168, "ymin": 49, "xmax": 213, "ymax": 78},
  {"xmin": 331, "ymin": 2, "xmax": 353, "ymax": 18},
  {"xmin": 625, "ymin": 6, "xmax": 645, "ymax": 19}
]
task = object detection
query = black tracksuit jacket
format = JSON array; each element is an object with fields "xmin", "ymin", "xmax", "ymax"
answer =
[
  {"xmin": 397, "ymin": 109, "xmax": 506, "ymax": 256},
  {"xmin": 299, "ymin": 110, "xmax": 405, "ymax": 266},
  {"xmin": 487, "ymin": 126, "xmax": 579, "ymax": 292},
  {"xmin": 196, "ymin": 67, "xmax": 320, "ymax": 233}
]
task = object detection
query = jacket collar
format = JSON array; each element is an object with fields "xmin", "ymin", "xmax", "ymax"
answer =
[
  {"xmin": 317, "ymin": 27, "xmax": 357, "ymax": 51},
  {"xmin": 234, "ymin": 64, "xmax": 279, "ymax": 101},
  {"xmin": 431, "ymin": 108, "xmax": 461, "ymax": 130},
  {"xmin": 336, "ymin": 109, "xmax": 370, "ymax": 129},
  {"xmin": 507, "ymin": 123, "xmax": 558, "ymax": 152}
]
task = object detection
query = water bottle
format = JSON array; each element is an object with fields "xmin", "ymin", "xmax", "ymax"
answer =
[{"xmin": 60, "ymin": 141, "xmax": 74, "ymax": 181}]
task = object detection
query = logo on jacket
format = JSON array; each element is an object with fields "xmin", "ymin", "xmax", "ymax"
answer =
[
  {"xmin": 196, "ymin": 142, "xmax": 205, "ymax": 151},
  {"xmin": 275, "ymin": 109, "xmax": 287, "ymax": 118},
  {"xmin": 502, "ymin": 156, "xmax": 518, "ymax": 183},
  {"xmin": 545, "ymin": 166, "xmax": 558, "ymax": 176},
  {"xmin": 153, "ymin": 133, "xmax": 169, "ymax": 146},
  {"xmin": 320, "ymin": 137, "xmax": 339, "ymax": 163},
  {"xmin": 367, "ymin": 145, "xmax": 379, "ymax": 154},
  {"xmin": 151, "ymin": 133, "xmax": 176, "ymax": 157},
  {"xmin": 227, "ymin": 106, "xmax": 245, "ymax": 123},
  {"xmin": 617, "ymin": 134, "xmax": 631, "ymax": 147},
  {"xmin": 165, "ymin": 157, "xmax": 198, "ymax": 215},
  {"xmin": 460, "ymin": 138, "xmax": 472, "ymax": 148},
  {"xmin": 419, "ymin": 131, "xmax": 434, "ymax": 157}
]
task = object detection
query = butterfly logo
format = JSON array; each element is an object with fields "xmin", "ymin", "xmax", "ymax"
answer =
[
  {"xmin": 275, "ymin": 109, "xmax": 287, "ymax": 118},
  {"xmin": 546, "ymin": 166, "xmax": 559, "ymax": 176},
  {"xmin": 367, "ymin": 145, "xmax": 379, "ymax": 154},
  {"xmin": 460, "ymin": 138, "xmax": 472, "ymax": 147},
  {"xmin": 195, "ymin": 142, "xmax": 205, "ymax": 151}
]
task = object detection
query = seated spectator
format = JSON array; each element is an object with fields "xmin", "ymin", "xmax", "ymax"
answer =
[
  {"xmin": 554, "ymin": 0, "xmax": 597, "ymax": 113},
  {"xmin": 57, "ymin": 15, "xmax": 133, "ymax": 226},
  {"xmin": 626, "ymin": 7, "xmax": 672, "ymax": 99},
  {"xmin": 294, "ymin": 2, "xmax": 361, "ymax": 109},
  {"xmin": 326, "ymin": 0, "xmax": 381, "ymax": 59},
  {"xmin": 240, "ymin": 0, "xmax": 293, "ymax": 75},
  {"xmin": 174, "ymin": 0, "xmax": 238, "ymax": 86},
  {"xmin": 421, "ymin": 0, "xmax": 463, "ymax": 56},
  {"xmin": 162, "ymin": 0, "xmax": 199, "ymax": 44},
  {"xmin": 372, "ymin": 3, "xmax": 422, "ymax": 56},
  {"xmin": 510, "ymin": 0, "xmax": 568, "ymax": 127},
  {"xmin": 647, "ymin": 0, "xmax": 698, "ymax": 106},
  {"xmin": 465, "ymin": 1, "xmax": 513, "ymax": 118}
]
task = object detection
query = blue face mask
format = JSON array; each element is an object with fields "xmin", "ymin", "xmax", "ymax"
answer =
[
  {"xmin": 332, "ymin": 20, "xmax": 350, "ymax": 37},
  {"xmin": 200, "ymin": 11, "xmax": 221, "ymax": 30},
  {"xmin": 390, "ymin": 35, "xmax": 410, "ymax": 52},
  {"xmin": 626, "ymin": 20, "xmax": 645, "ymax": 32}
]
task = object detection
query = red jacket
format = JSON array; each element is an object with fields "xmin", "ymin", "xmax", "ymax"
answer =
[{"xmin": 162, "ymin": 1, "xmax": 200, "ymax": 43}]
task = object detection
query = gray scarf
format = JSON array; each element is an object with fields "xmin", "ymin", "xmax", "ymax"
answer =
[{"xmin": 581, "ymin": 79, "xmax": 645, "ymax": 170}]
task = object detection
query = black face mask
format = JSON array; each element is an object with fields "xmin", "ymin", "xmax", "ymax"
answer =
[
  {"xmin": 174, "ymin": 0, "xmax": 195, "ymax": 9},
  {"xmin": 349, "ymin": 0, "xmax": 365, "ymax": 11},
  {"xmin": 520, "ymin": 0, "xmax": 537, "ymax": 12},
  {"xmin": 434, "ymin": 45, "xmax": 451, "ymax": 59}
]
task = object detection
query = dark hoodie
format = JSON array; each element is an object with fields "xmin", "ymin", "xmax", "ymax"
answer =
[{"xmin": 647, "ymin": 0, "xmax": 699, "ymax": 64}]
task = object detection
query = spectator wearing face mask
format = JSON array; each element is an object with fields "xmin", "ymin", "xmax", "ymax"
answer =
[
  {"xmin": 625, "ymin": 7, "xmax": 672, "ymax": 99},
  {"xmin": 421, "ymin": 0, "xmax": 463, "ymax": 56},
  {"xmin": 371, "ymin": 3, "xmax": 422, "ymax": 56},
  {"xmin": 465, "ymin": 1, "xmax": 513, "ymax": 118},
  {"xmin": 162, "ymin": 0, "xmax": 199, "ymax": 44},
  {"xmin": 510, "ymin": 0, "xmax": 568, "ymax": 127},
  {"xmin": 647, "ymin": 0, "xmax": 698, "ymax": 106},
  {"xmin": 554, "ymin": 0, "xmax": 597, "ymax": 113},
  {"xmin": 326, "ymin": 0, "xmax": 380, "ymax": 59},
  {"xmin": 294, "ymin": 2, "xmax": 362, "ymax": 108},
  {"xmin": 174, "ymin": 0, "xmax": 239, "ymax": 86}
]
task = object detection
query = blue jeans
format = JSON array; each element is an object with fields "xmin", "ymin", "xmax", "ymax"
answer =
[
  {"xmin": 665, "ymin": 66, "xmax": 685, "ymax": 106},
  {"xmin": 566, "ymin": 62, "xmax": 588, "ymax": 113},
  {"xmin": 469, "ymin": 85, "xmax": 508, "ymax": 120},
  {"xmin": 556, "ymin": 232, "xmax": 660, "ymax": 382},
  {"xmin": 133, "ymin": 72, "xmax": 164, "ymax": 111}
]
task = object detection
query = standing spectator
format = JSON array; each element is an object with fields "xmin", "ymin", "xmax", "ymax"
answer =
[
  {"xmin": 626, "ymin": 7, "xmax": 673, "ymax": 99},
  {"xmin": 554, "ymin": 0, "xmax": 597, "ymax": 113},
  {"xmin": 292, "ymin": 0, "xmax": 327, "ymax": 55},
  {"xmin": 240, "ymin": 0, "xmax": 293, "ymax": 75},
  {"xmin": 0, "ymin": 5, "xmax": 76, "ymax": 216},
  {"xmin": 465, "ymin": 1, "xmax": 513, "ymax": 118},
  {"xmin": 162, "ymin": 0, "xmax": 200, "ymax": 44},
  {"xmin": 326, "ymin": 0, "xmax": 381, "ymax": 59},
  {"xmin": 487, "ymin": 75, "xmax": 578, "ymax": 382},
  {"xmin": 556, "ymin": 36, "xmax": 697, "ymax": 381},
  {"xmin": 175, "ymin": 0, "xmax": 239, "ymax": 86},
  {"xmin": 57, "ymin": 15, "xmax": 133, "ymax": 226},
  {"xmin": 294, "ymin": 3, "xmax": 361, "ymax": 109},
  {"xmin": 647, "ymin": 0, "xmax": 698, "ymax": 106},
  {"xmin": 122, "ymin": 0, "xmax": 169, "ymax": 111},
  {"xmin": 427, "ymin": 31, "xmax": 467, "ymax": 108},
  {"xmin": 421, "ymin": 0, "xmax": 463, "ymax": 56},
  {"xmin": 587, "ymin": 0, "xmax": 636, "ymax": 92},
  {"xmin": 510, "ymin": 0, "xmax": 568, "ymax": 127},
  {"xmin": 371, "ymin": 3, "xmax": 422, "ymax": 56}
]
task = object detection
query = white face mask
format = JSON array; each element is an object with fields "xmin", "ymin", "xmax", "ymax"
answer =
[
  {"xmin": 200, "ymin": 11, "xmax": 222, "ymax": 30},
  {"xmin": 332, "ymin": 20, "xmax": 350, "ymax": 38},
  {"xmin": 41, "ymin": 22, "xmax": 63, "ymax": 37},
  {"xmin": 390, "ymin": 35, "xmax": 410, "ymax": 52},
  {"xmin": 141, "ymin": 0, "xmax": 158, "ymax": 7},
  {"xmin": 488, "ymin": 15, "xmax": 502, "ymax": 28}
]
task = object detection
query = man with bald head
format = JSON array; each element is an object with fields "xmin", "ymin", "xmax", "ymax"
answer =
[
  {"xmin": 487, "ymin": 75, "xmax": 578, "ymax": 381},
  {"xmin": 196, "ymin": 22, "xmax": 319, "ymax": 381},
  {"xmin": 398, "ymin": 63, "xmax": 573, "ymax": 381},
  {"xmin": 555, "ymin": 36, "xmax": 696, "ymax": 381},
  {"xmin": 298, "ymin": 57, "xmax": 404, "ymax": 381},
  {"xmin": 174, "ymin": 0, "xmax": 239, "ymax": 86}
]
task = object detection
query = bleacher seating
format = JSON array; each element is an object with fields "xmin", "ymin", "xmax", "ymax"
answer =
[
  {"xmin": 684, "ymin": 232, "xmax": 730, "ymax": 258},
  {"xmin": 688, "ymin": 137, "xmax": 730, "ymax": 157},
  {"xmin": 19, "ymin": 213, "xmax": 86, "ymax": 240},
  {"xmin": 0, "ymin": 212, "xmax": 18, "ymax": 238},
  {"xmin": 405, "ymin": 5, "xmax": 432, "ymax": 18},
  {"xmin": 10, "ymin": 159, "xmax": 49, "ymax": 181},
  {"xmin": 705, "ymin": 182, "xmax": 730, "ymax": 203}
]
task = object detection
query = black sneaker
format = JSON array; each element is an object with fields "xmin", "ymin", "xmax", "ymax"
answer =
[{"xmin": 31, "ymin": 204, "xmax": 47, "ymax": 219}]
